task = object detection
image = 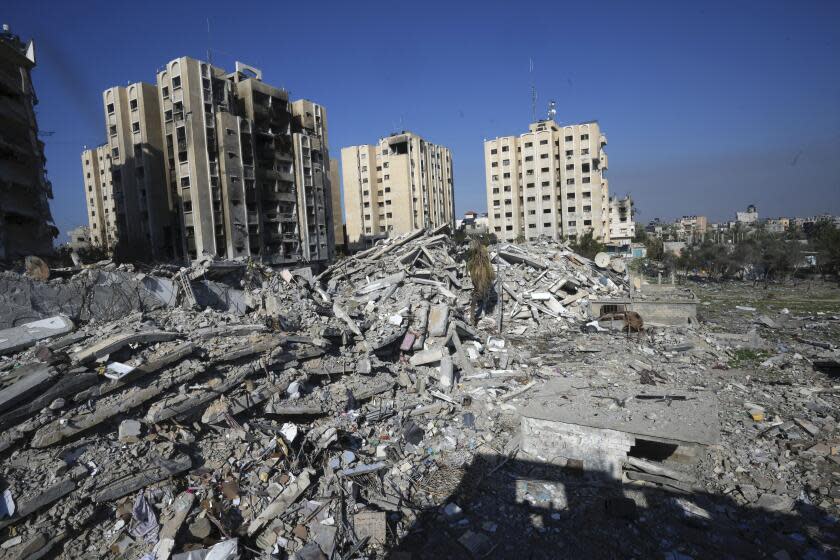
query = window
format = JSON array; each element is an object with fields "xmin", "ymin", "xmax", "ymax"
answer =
[
  {"xmin": 107, "ymin": 103, "xmax": 115, "ymax": 114},
  {"xmin": 524, "ymin": 142, "xmax": 532, "ymax": 147},
  {"xmin": 502, "ymin": 159, "xmax": 510, "ymax": 166},
  {"xmin": 582, "ymin": 177, "xmax": 591, "ymax": 183},
  {"xmin": 492, "ymin": 175, "xmax": 498, "ymax": 181},
  {"xmin": 165, "ymin": 110, "xmax": 173, "ymax": 122},
  {"xmin": 162, "ymin": 86, "xmax": 169, "ymax": 99},
  {"xmin": 566, "ymin": 178, "xmax": 575, "ymax": 185},
  {"xmin": 503, "ymin": 172, "xmax": 511, "ymax": 178},
  {"xmin": 543, "ymin": 208, "xmax": 551, "ymax": 214},
  {"xmin": 584, "ymin": 219, "xmax": 592, "ymax": 225},
  {"xmin": 581, "ymin": 133, "xmax": 589, "ymax": 140},
  {"xmin": 567, "ymin": 193, "xmax": 576, "ymax": 199},
  {"xmin": 544, "ymin": 223, "xmax": 551, "ymax": 227},
  {"xmin": 541, "ymin": 167, "xmax": 549, "ymax": 173},
  {"xmin": 539, "ymin": 139, "xmax": 548, "ymax": 145},
  {"xmin": 566, "ymin": 164, "xmax": 574, "ymax": 170},
  {"xmin": 383, "ymin": 162, "xmax": 389, "ymax": 168},
  {"xmin": 112, "ymin": 147, "xmax": 119, "ymax": 159},
  {"xmin": 541, "ymin": 181, "xmax": 550, "ymax": 187},
  {"xmin": 130, "ymin": 99, "xmax": 138, "ymax": 110},
  {"xmin": 565, "ymin": 150, "xmax": 573, "ymax": 157},
  {"xmin": 491, "ymin": 148, "xmax": 498, "ymax": 154},
  {"xmin": 567, "ymin": 207, "xmax": 575, "ymax": 213},
  {"xmin": 527, "ymin": 196, "xmax": 535, "ymax": 202},
  {"xmin": 181, "ymin": 177, "xmax": 190, "ymax": 187},
  {"xmin": 525, "ymin": 156, "xmax": 533, "ymax": 162},
  {"xmin": 172, "ymin": 76, "xmax": 182, "ymax": 89},
  {"xmin": 582, "ymin": 148, "xmax": 590, "ymax": 155},
  {"xmin": 183, "ymin": 201, "xmax": 192, "ymax": 212},
  {"xmin": 491, "ymin": 162, "xmax": 498, "ymax": 168},
  {"xmin": 583, "ymin": 205, "xmax": 592, "ymax": 212},
  {"xmin": 361, "ymin": 166, "xmax": 367, "ymax": 171},
  {"xmin": 565, "ymin": 135, "xmax": 572, "ymax": 142},
  {"xmin": 540, "ymin": 153, "xmax": 548, "ymax": 159},
  {"xmin": 132, "ymin": 122, "xmax": 140, "ymax": 132},
  {"xmin": 502, "ymin": 146, "xmax": 509, "ymax": 152},
  {"xmin": 109, "ymin": 125, "xmax": 117, "ymax": 136}
]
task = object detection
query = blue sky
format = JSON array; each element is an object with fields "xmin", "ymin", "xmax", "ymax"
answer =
[{"xmin": 6, "ymin": 0, "xmax": 840, "ymax": 241}]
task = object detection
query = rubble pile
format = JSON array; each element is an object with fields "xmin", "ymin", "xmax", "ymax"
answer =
[{"xmin": 0, "ymin": 230, "xmax": 838, "ymax": 559}]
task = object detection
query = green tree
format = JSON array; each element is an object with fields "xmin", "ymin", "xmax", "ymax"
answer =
[
  {"xmin": 809, "ymin": 222, "xmax": 840, "ymax": 275},
  {"xmin": 644, "ymin": 237, "xmax": 664, "ymax": 261},
  {"xmin": 570, "ymin": 230, "xmax": 605, "ymax": 260}
]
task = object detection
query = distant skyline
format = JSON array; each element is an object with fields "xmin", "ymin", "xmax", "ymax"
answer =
[{"xmin": 5, "ymin": 0, "xmax": 840, "ymax": 242}]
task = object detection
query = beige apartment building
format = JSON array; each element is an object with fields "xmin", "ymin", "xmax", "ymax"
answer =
[
  {"xmin": 341, "ymin": 131, "xmax": 454, "ymax": 248},
  {"xmin": 83, "ymin": 56, "xmax": 335, "ymax": 265},
  {"xmin": 484, "ymin": 119, "xmax": 609, "ymax": 243},
  {"xmin": 102, "ymin": 82, "xmax": 170, "ymax": 259},
  {"xmin": 81, "ymin": 144, "xmax": 115, "ymax": 249}
]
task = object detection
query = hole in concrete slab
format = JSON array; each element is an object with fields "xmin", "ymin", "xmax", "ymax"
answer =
[{"xmin": 628, "ymin": 439, "xmax": 679, "ymax": 461}]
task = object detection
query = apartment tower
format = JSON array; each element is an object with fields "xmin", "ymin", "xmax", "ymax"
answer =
[
  {"xmin": 81, "ymin": 144, "xmax": 115, "ymax": 250},
  {"xmin": 0, "ymin": 24, "xmax": 56, "ymax": 259},
  {"xmin": 341, "ymin": 131, "xmax": 454, "ymax": 248},
  {"xmin": 102, "ymin": 82, "xmax": 170, "ymax": 259},
  {"xmin": 83, "ymin": 56, "xmax": 334, "ymax": 265},
  {"xmin": 484, "ymin": 119, "xmax": 609, "ymax": 243}
]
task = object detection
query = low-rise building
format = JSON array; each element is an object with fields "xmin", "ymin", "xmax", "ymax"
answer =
[{"xmin": 736, "ymin": 205, "xmax": 759, "ymax": 224}]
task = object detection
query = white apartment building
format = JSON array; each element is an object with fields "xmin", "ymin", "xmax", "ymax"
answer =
[{"xmin": 484, "ymin": 119, "xmax": 610, "ymax": 243}]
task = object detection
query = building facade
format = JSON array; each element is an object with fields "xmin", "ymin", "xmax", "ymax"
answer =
[
  {"xmin": 81, "ymin": 144, "xmax": 115, "ymax": 249},
  {"xmin": 608, "ymin": 195, "xmax": 635, "ymax": 246},
  {"xmin": 83, "ymin": 57, "xmax": 335, "ymax": 265},
  {"xmin": 0, "ymin": 24, "xmax": 56, "ymax": 260},
  {"xmin": 341, "ymin": 131, "xmax": 454, "ymax": 248},
  {"xmin": 328, "ymin": 157, "xmax": 345, "ymax": 251},
  {"xmin": 484, "ymin": 119, "xmax": 610, "ymax": 243}
]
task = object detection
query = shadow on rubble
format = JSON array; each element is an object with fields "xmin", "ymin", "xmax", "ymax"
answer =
[{"xmin": 385, "ymin": 452, "xmax": 837, "ymax": 560}]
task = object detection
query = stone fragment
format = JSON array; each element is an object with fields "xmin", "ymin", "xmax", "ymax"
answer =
[{"xmin": 118, "ymin": 419, "xmax": 142, "ymax": 443}]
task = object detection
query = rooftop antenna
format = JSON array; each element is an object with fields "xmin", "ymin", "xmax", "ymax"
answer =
[
  {"xmin": 206, "ymin": 18, "xmax": 212, "ymax": 65},
  {"xmin": 529, "ymin": 58, "xmax": 537, "ymax": 123},
  {"xmin": 547, "ymin": 100, "xmax": 556, "ymax": 122}
]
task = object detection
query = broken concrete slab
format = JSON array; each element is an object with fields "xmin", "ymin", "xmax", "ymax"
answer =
[
  {"xmin": 427, "ymin": 304, "xmax": 450, "ymax": 337},
  {"xmin": 0, "ymin": 315, "xmax": 74, "ymax": 356},
  {"xmin": 71, "ymin": 330, "xmax": 180, "ymax": 365}
]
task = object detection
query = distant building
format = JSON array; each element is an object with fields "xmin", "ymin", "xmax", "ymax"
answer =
[
  {"xmin": 736, "ymin": 204, "xmax": 759, "ymax": 224},
  {"xmin": 608, "ymin": 195, "xmax": 635, "ymax": 246},
  {"xmin": 341, "ymin": 131, "xmax": 454, "ymax": 249},
  {"xmin": 0, "ymin": 24, "xmax": 57, "ymax": 260},
  {"xmin": 765, "ymin": 217, "xmax": 788, "ymax": 234},
  {"xmin": 81, "ymin": 145, "xmax": 115, "ymax": 249},
  {"xmin": 67, "ymin": 226, "xmax": 91, "ymax": 251},
  {"xmin": 664, "ymin": 241, "xmax": 686, "ymax": 255},
  {"xmin": 459, "ymin": 210, "xmax": 489, "ymax": 235},
  {"xmin": 630, "ymin": 243, "xmax": 647, "ymax": 258},
  {"xmin": 485, "ymin": 119, "xmax": 610, "ymax": 243}
]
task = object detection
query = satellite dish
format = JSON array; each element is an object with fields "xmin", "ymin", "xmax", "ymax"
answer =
[
  {"xmin": 594, "ymin": 252, "xmax": 610, "ymax": 268},
  {"xmin": 610, "ymin": 258, "xmax": 626, "ymax": 274}
]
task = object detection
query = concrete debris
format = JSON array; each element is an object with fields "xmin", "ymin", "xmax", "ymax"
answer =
[{"xmin": 0, "ymin": 231, "xmax": 837, "ymax": 559}]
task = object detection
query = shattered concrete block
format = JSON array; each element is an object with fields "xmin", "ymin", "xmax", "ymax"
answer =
[
  {"xmin": 427, "ymin": 304, "xmax": 450, "ymax": 337},
  {"xmin": 118, "ymin": 419, "xmax": 142, "ymax": 443},
  {"xmin": 409, "ymin": 347, "xmax": 444, "ymax": 366},
  {"xmin": 439, "ymin": 351, "xmax": 454, "ymax": 389}
]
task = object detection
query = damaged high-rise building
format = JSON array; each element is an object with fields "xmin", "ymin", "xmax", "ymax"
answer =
[
  {"xmin": 82, "ymin": 57, "xmax": 335, "ymax": 265},
  {"xmin": 341, "ymin": 132, "xmax": 454, "ymax": 249},
  {"xmin": 0, "ymin": 24, "xmax": 57, "ymax": 260}
]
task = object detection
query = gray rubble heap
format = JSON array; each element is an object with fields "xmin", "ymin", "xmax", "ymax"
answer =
[{"xmin": 0, "ymin": 229, "xmax": 837, "ymax": 559}]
